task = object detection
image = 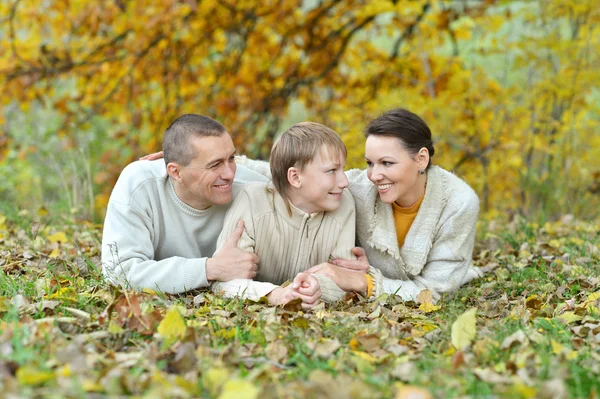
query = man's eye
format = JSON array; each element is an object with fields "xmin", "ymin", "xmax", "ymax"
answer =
[
  {"xmin": 210, "ymin": 163, "xmax": 221, "ymax": 169},
  {"xmin": 383, "ymin": 161, "xmax": 393, "ymax": 166}
]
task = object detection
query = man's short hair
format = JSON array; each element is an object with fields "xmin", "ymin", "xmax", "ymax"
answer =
[
  {"xmin": 270, "ymin": 122, "xmax": 347, "ymax": 208},
  {"xmin": 163, "ymin": 114, "xmax": 227, "ymax": 166}
]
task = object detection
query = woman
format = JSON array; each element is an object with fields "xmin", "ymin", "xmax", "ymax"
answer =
[
  {"xmin": 141, "ymin": 108, "xmax": 481, "ymax": 302},
  {"xmin": 307, "ymin": 108, "xmax": 481, "ymax": 302}
]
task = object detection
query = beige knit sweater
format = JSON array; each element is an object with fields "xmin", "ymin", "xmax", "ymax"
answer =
[{"xmin": 211, "ymin": 182, "xmax": 355, "ymax": 303}]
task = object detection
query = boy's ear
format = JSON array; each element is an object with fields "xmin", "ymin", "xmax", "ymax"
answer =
[
  {"xmin": 287, "ymin": 167, "xmax": 302, "ymax": 188},
  {"xmin": 167, "ymin": 162, "xmax": 183, "ymax": 181}
]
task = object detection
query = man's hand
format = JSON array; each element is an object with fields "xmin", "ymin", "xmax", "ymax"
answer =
[
  {"xmin": 291, "ymin": 272, "xmax": 321, "ymax": 309},
  {"xmin": 206, "ymin": 221, "xmax": 259, "ymax": 282},
  {"xmin": 139, "ymin": 151, "xmax": 164, "ymax": 161},
  {"xmin": 306, "ymin": 263, "xmax": 367, "ymax": 293},
  {"xmin": 330, "ymin": 247, "xmax": 370, "ymax": 273}
]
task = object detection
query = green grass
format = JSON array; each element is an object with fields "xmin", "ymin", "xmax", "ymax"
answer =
[{"xmin": 0, "ymin": 213, "xmax": 599, "ymax": 398}]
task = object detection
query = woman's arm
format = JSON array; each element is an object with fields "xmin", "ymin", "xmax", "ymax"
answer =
[{"xmin": 374, "ymin": 190, "xmax": 480, "ymax": 302}]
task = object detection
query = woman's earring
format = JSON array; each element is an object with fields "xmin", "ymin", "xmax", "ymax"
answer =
[{"xmin": 419, "ymin": 169, "xmax": 425, "ymax": 175}]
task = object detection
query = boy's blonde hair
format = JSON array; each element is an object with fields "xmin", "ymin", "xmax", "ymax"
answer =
[{"xmin": 270, "ymin": 122, "xmax": 347, "ymax": 213}]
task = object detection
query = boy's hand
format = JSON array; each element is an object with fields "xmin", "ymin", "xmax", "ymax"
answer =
[
  {"xmin": 206, "ymin": 221, "xmax": 259, "ymax": 281},
  {"xmin": 330, "ymin": 247, "xmax": 370, "ymax": 273},
  {"xmin": 266, "ymin": 286, "xmax": 297, "ymax": 306},
  {"xmin": 291, "ymin": 272, "xmax": 321, "ymax": 309}
]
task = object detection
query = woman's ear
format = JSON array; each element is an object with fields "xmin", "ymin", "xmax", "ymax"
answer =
[
  {"xmin": 417, "ymin": 147, "xmax": 430, "ymax": 170},
  {"xmin": 287, "ymin": 167, "xmax": 302, "ymax": 188}
]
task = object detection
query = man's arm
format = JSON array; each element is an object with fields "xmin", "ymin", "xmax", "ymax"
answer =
[
  {"xmin": 101, "ymin": 200, "xmax": 209, "ymax": 294},
  {"xmin": 211, "ymin": 187, "xmax": 280, "ymax": 301}
]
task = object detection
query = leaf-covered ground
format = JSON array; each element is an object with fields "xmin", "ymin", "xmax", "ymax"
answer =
[{"xmin": 0, "ymin": 212, "xmax": 599, "ymax": 398}]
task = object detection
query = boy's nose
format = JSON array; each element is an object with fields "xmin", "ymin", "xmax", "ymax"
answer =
[{"xmin": 338, "ymin": 171, "xmax": 349, "ymax": 188}]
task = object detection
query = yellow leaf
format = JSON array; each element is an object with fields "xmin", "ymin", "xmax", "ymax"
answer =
[
  {"xmin": 451, "ymin": 308, "xmax": 477, "ymax": 350},
  {"xmin": 48, "ymin": 248, "xmax": 60, "ymax": 258},
  {"xmin": 556, "ymin": 311, "xmax": 583, "ymax": 324},
  {"xmin": 551, "ymin": 339, "xmax": 564, "ymax": 355},
  {"xmin": 203, "ymin": 368, "xmax": 230, "ymax": 397},
  {"xmin": 395, "ymin": 385, "xmax": 433, "ymax": 399},
  {"xmin": 83, "ymin": 380, "xmax": 103, "ymax": 392},
  {"xmin": 417, "ymin": 290, "xmax": 441, "ymax": 313},
  {"xmin": 47, "ymin": 231, "xmax": 68, "ymax": 244},
  {"xmin": 157, "ymin": 307, "xmax": 186, "ymax": 343},
  {"xmin": 352, "ymin": 350, "xmax": 378, "ymax": 364},
  {"xmin": 17, "ymin": 366, "xmax": 55, "ymax": 385},
  {"xmin": 586, "ymin": 291, "xmax": 600, "ymax": 303},
  {"xmin": 108, "ymin": 320, "xmax": 125, "ymax": 334},
  {"xmin": 218, "ymin": 379, "xmax": 259, "ymax": 399},
  {"xmin": 37, "ymin": 207, "xmax": 49, "ymax": 217},
  {"xmin": 548, "ymin": 239, "xmax": 561, "ymax": 249}
]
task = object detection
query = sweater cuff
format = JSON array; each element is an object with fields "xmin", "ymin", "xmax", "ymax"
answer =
[
  {"xmin": 211, "ymin": 279, "xmax": 279, "ymax": 302},
  {"xmin": 365, "ymin": 274, "xmax": 375, "ymax": 298},
  {"xmin": 182, "ymin": 257, "xmax": 210, "ymax": 290},
  {"xmin": 312, "ymin": 274, "xmax": 346, "ymax": 303}
]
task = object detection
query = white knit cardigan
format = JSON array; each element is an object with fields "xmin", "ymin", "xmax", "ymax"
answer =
[{"xmin": 346, "ymin": 166, "xmax": 481, "ymax": 301}]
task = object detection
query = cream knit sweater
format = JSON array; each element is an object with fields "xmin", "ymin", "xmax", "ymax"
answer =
[{"xmin": 211, "ymin": 182, "xmax": 355, "ymax": 303}]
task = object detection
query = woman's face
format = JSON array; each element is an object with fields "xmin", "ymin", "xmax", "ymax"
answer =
[{"xmin": 365, "ymin": 135, "xmax": 427, "ymax": 207}]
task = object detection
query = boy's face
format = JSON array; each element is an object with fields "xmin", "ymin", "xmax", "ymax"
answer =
[{"xmin": 293, "ymin": 146, "xmax": 349, "ymax": 214}]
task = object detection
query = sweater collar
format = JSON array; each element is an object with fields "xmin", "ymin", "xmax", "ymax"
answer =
[
  {"xmin": 167, "ymin": 178, "xmax": 215, "ymax": 217},
  {"xmin": 366, "ymin": 166, "xmax": 445, "ymax": 275},
  {"xmin": 270, "ymin": 183, "xmax": 324, "ymax": 229}
]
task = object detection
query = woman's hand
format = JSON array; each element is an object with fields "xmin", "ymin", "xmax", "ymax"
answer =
[
  {"xmin": 306, "ymin": 263, "xmax": 367, "ymax": 294},
  {"xmin": 330, "ymin": 247, "xmax": 370, "ymax": 273},
  {"xmin": 139, "ymin": 151, "xmax": 164, "ymax": 161}
]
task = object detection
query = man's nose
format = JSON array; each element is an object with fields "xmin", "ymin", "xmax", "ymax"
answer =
[{"xmin": 222, "ymin": 160, "xmax": 236, "ymax": 180}]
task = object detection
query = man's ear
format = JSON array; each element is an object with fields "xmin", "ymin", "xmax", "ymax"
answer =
[
  {"xmin": 167, "ymin": 162, "xmax": 183, "ymax": 181},
  {"xmin": 287, "ymin": 167, "xmax": 302, "ymax": 188},
  {"xmin": 417, "ymin": 147, "xmax": 430, "ymax": 170}
]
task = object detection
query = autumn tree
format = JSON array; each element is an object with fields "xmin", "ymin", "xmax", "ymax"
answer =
[{"xmin": 1, "ymin": 0, "xmax": 598, "ymax": 220}]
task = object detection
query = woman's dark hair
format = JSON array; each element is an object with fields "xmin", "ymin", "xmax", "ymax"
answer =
[{"xmin": 365, "ymin": 108, "xmax": 435, "ymax": 168}]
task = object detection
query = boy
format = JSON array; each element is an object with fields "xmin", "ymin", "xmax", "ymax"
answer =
[{"xmin": 211, "ymin": 122, "xmax": 356, "ymax": 308}]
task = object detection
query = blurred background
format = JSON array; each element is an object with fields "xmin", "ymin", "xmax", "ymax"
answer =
[{"xmin": 1, "ymin": 0, "xmax": 598, "ymax": 222}]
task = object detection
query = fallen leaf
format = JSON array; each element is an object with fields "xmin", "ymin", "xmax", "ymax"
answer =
[
  {"xmin": 157, "ymin": 307, "xmax": 186, "ymax": 344},
  {"xmin": 395, "ymin": 385, "xmax": 433, "ymax": 399},
  {"xmin": 417, "ymin": 290, "xmax": 441, "ymax": 313},
  {"xmin": 47, "ymin": 231, "xmax": 68, "ymax": 244},
  {"xmin": 218, "ymin": 379, "xmax": 259, "ymax": 399},
  {"xmin": 451, "ymin": 308, "xmax": 477, "ymax": 350}
]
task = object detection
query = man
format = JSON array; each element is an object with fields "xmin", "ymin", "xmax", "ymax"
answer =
[{"xmin": 102, "ymin": 114, "xmax": 276, "ymax": 294}]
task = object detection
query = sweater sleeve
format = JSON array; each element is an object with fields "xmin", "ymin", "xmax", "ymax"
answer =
[
  {"xmin": 101, "ymin": 200, "xmax": 209, "ymax": 294},
  {"xmin": 211, "ymin": 186, "xmax": 279, "ymax": 300},
  {"xmin": 329, "ymin": 191, "xmax": 357, "ymax": 262},
  {"xmin": 371, "ymin": 189, "xmax": 480, "ymax": 302},
  {"xmin": 310, "ymin": 191, "xmax": 356, "ymax": 303},
  {"xmin": 235, "ymin": 156, "xmax": 272, "ymax": 179}
]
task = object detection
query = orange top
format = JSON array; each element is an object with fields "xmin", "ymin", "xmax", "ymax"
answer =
[{"xmin": 392, "ymin": 193, "xmax": 425, "ymax": 248}]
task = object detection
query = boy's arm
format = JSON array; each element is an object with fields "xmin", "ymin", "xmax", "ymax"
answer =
[{"xmin": 211, "ymin": 187, "xmax": 279, "ymax": 300}]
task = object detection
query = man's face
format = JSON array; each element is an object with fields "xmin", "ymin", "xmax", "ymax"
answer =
[
  {"xmin": 172, "ymin": 133, "xmax": 237, "ymax": 210},
  {"xmin": 292, "ymin": 146, "xmax": 349, "ymax": 214}
]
